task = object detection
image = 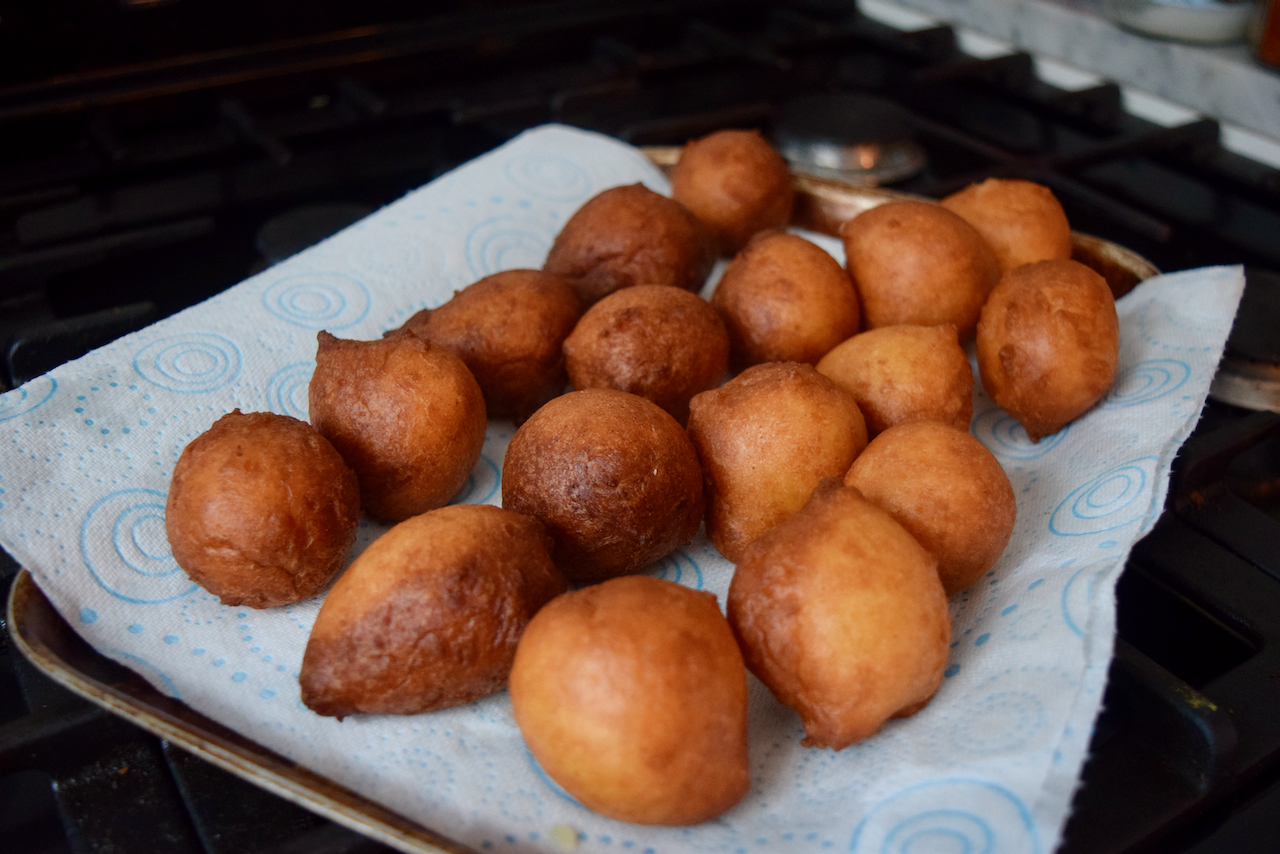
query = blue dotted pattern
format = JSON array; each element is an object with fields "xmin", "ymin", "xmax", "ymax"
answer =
[{"xmin": 0, "ymin": 127, "xmax": 1248, "ymax": 854}]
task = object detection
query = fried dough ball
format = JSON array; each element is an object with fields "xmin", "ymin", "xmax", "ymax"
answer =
[
  {"xmin": 299, "ymin": 504, "xmax": 565, "ymax": 718},
  {"xmin": 841, "ymin": 200, "xmax": 1000, "ymax": 340},
  {"xmin": 502, "ymin": 389, "xmax": 703, "ymax": 582},
  {"xmin": 309, "ymin": 332, "xmax": 487, "ymax": 522},
  {"xmin": 562, "ymin": 284, "xmax": 728, "ymax": 425},
  {"xmin": 976, "ymin": 259, "xmax": 1119, "ymax": 442},
  {"xmin": 845, "ymin": 422, "xmax": 1016, "ymax": 595},
  {"xmin": 941, "ymin": 178, "xmax": 1072, "ymax": 274},
  {"xmin": 543, "ymin": 183, "xmax": 716, "ymax": 305},
  {"xmin": 392, "ymin": 269, "xmax": 581, "ymax": 422},
  {"xmin": 509, "ymin": 575, "xmax": 750, "ymax": 825},
  {"xmin": 711, "ymin": 230, "xmax": 860, "ymax": 370},
  {"xmin": 815, "ymin": 324, "xmax": 973, "ymax": 437},
  {"xmin": 687, "ymin": 362, "xmax": 867, "ymax": 562},
  {"xmin": 728, "ymin": 480, "xmax": 950, "ymax": 749},
  {"xmin": 670, "ymin": 128, "xmax": 795, "ymax": 255},
  {"xmin": 165, "ymin": 410, "xmax": 360, "ymax": 609}
]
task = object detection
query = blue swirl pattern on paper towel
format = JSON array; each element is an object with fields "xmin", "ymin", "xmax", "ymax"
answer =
[
  {"xmin": 0, "ymin": 375, "xmax": 57, "ymax": 422},
  {"xmin": 972, "ymin": 408, "xmax": 1068, "ymax": 459},
  {"xmin": 503, "ymin": 154, "xmax": 592, "ymax": 201},
  {"xmin": 448, "ymin": 454, "xmax": 500, "ymax": 506},
  {"xmin": 465, "ymin": 216, "xmax": 555, "ymax": 278},
  {"xmin": 1050, "ymin": 457, "xmax": 1157, "ymax": 536},
  {"xmin": 262, "ymin": 272, "xmax": 370, "ymax": 330},
  {"xmin": 852, "ymin": 778, "xmax": 1040, "ymax": 853},
  {"xmin": 650, "ymin": 549, "xmax": 704, "ymax": 590},
  {"xmin": 81, "ymin": 489, "xmax": 196, "ymax": 603},
  {"xmin": 1101, "ymin": 359, "xmax": 1190, "ymax": 409},
  {"xmin": 134, "ymin": 333, "xmax": 242, "ymax": 393},
  {"xmin": 266, "ymin": 362, "xmax": 314, "ymax": 421}
]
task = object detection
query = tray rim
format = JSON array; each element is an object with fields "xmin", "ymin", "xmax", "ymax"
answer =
[{"xmin": 6, "ymin": 567, "xmax": 475, "ymax": 854}]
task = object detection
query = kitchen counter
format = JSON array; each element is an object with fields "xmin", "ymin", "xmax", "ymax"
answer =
[{"xmin": 865, "ymin": 0, "xmax": 1280, "ymax": 163}]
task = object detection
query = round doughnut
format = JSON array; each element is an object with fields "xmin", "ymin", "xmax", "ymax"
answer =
[
  {"xmin": 941, "ymin": 177, "xmax": 1072, "ymax": 273},
  {"xmin": 501, "ymin": 389, "xmax": 704, "ymax": 582},
  {"xmin": 309, "ymin": 331, "xmax": 487, "ymax": 522},
  {"xmin": 670, "ymin": 128, "xmax": 795, "ymax": 255},
  {"xmin": 815, "ymin": 324, "xmax": 973, "ymax": 437},
  {"xmin": 728, "ymin": 479, "xmax": 950, "ymax": 749},
  {"xmin": 976, "ymin": 259, "xmax": 1119, "ymax": 441},
  {"xmin": 543, "ymin": 183, "xmax": 716, "ymax": 305},
  {"xmin": 844, "ymin": 421, "xmax": 1016, "ymax": 594},
  {"xmin": 840, "ymin": 200, "xmax": 1000, "ymax": 340},
  {"xmin": 711, "ymin": 230, "xmax": 860, "ymax": 369},
  {"xmin": 393, "ymin": 269, "xmax": 581, "ymax": 422},
  {"xmin": 562, "ymin": 284, "xmax": 728, "ymax": 425},
  {"xmin": 165, "ymin": 410, "xmax": 359, "ymax": 609},
  {"xmin": 509, "ymin": 575, "xmax": 750, "ymax": 825},
  {"xmin": 687, "ymin": 362, "xmax": 867, "ymax": 562},
  {"xmin": 299, "ymin": 504, "xmax": 566, "ymax": 717}
]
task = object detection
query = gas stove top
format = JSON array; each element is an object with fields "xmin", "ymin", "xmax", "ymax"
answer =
[{"xmin": 1, "ymin": 2, "xmax": 1278, "ymax": 852}]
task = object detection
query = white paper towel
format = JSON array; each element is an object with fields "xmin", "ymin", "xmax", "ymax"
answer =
[{"xmin": 0, "ymin": 124, "xmax": 1246, "ymax": 854}]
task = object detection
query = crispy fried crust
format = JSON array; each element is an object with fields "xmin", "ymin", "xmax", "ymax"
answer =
[
  {"xmin": 543, "ymin": 183, "xmax": 716, "ymax": 306},
  {"xmin": 501, "ymin": 389, "xmax": 704, "ymax": 582},
  {"xmin": 941, "ymin": 178, "xmax": 1072, "ymax": 273},
  {"xmin": 687, "ymin": 362, "xmax": 867, "ymax": 562},
  {"xmin": 815, "ymin": 324, "xmax": 973, "ymax": 437},
  {"xmin": 841, "ymin": 200, "xmax": 1000, "ymax": 340},
  {"xmin": 165, "ymin": 410, "xmax": 360, "ymax": 608},
  {"xmin": 509, "ymin": 576, "xmax": 750, "ymax": 825},
  {"xmin": 670, "ymin": 128, "xmax": 794, "ymax": 255},
  {"xmin": 563, "ymin": 284, "xmax": 728, "ymax": 425},
  {"xmin": 393, "ymin": 269, "xmax": 581, "ymax": 422},
  {"xmin": 299, "ymin": 504, "xmax": 565, "ymax": 717},
  {"xmin": 308, "ymin": 331, "xmax": 487, "ymax": 522},
  {"xmin": 711, "ymin": 230, "xmax": 860, "ymax": 370},
  {"xmin": 728, "ymin": 480, "xmax": 950, "ymax": 749},
  {"xmin": 976, "ymin": 259, "xmax": 1119, "ymax": 441},
  {"xmin": 845, "ymin": 421, "xmax": 1016, "ymax": 594}
]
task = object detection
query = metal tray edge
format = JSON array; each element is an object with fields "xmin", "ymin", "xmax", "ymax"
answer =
[{"xmin": 6, "ymin": 567, "xmax": 476, "ymax": 854}]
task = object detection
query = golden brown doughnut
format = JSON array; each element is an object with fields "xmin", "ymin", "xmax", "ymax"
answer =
[
  {"xmin": 686, "ymin": 362, "xmax": 868, "ymax": 562},
  {"xmin": 845, "ymin": 421, "xmax": 1016, "ymax": 594},
  {"xmin": 562, "ymin": 284, "xmax": 729, "ymax": 425},
  {"xmin": 841, "ymin": 200, "xmax": 1000, "ymax": 340},
  {"xmin": 542, "ymin": 183, "xmax": 716, "ymax": 305},
  {"xmin": 941, "ymin": 178, "xmax": 1072, "ymax": 273},
  {"xmin": 299, "ymin": 504, "xmax": 565, "ymax": 717},
  {"xmin": 711, "ymin": 230, "xmax": 860, "ymax": 369},
  {"xmin": 393, "ymin": 269, "xmax": 581, "ymax": 422},
  {"xmin": 728, "ymin": 479, "xmax": 950, "ymax": 749},
  {"xmin": 309, "ymin": 331, "xmax": 487, "ymax": 522},
  {"xmin": 815, "ymin": 324, "xmax": 973, "ymax": 437},
  {"xmin": 501, "ymin": 389, "xmax": 704, "ymax": 582},
  {"xmin": 670, "ymin": 128, "xmax": 795, "ymax": 255},
  {"xmin": 165, "ymin": 410, "xmax": 359, "ymax": 609},
  {"xmin": 509, "ymin": 575, "xmax": 750, "ymax": 825},
  {"xmin": 976, "ymin": 259, "xmax": 1119, "ymax": 441}
]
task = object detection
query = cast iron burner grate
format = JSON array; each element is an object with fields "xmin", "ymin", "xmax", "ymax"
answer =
[{"xmin": 2, "ymin": 2, "xmax": 1279, "ymax": 852}]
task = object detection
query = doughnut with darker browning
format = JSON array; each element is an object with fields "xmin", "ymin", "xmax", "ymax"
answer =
[
  {"xmin": 165, "ymin": 410, "xmax": 359, "ymax": 609},
  {"xmin": 542, "ymin": 183, "xmax": 716, "ymax": 306}
]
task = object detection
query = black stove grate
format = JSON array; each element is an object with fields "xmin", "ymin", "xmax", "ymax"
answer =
[{"xmin": 2, "ymin": 2, "xmax": 1279, "ymax": 852}]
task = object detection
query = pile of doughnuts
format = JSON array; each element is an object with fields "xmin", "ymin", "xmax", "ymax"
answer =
[{"xmin": 162, "ymin": 127, "xmax": 1122, "ymax": 828}]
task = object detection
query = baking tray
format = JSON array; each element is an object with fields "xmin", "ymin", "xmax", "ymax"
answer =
[{"xmin": 5, "ymin": 156, "xmax": 1162, "ymax": 854}]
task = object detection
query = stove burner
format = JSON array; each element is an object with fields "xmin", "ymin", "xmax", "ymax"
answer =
[
  {"xmin": 1210, "ymin": 269, "xmax": 1280, "ymax": 412},
  {"xmin": 773, "ymin": 94, "xmax": 927, "ymax": 186}
]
